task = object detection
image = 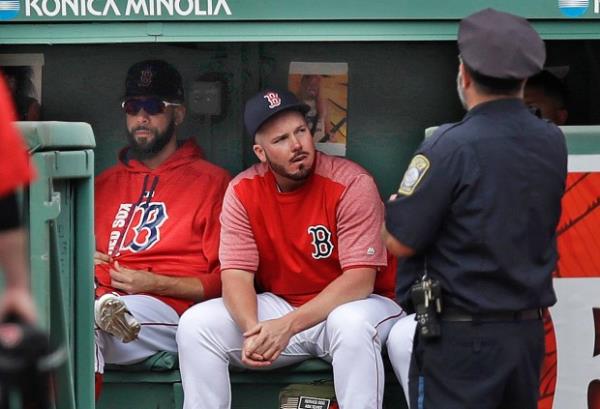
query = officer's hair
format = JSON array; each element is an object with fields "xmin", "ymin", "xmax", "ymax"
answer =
[
  {"xmin": 464, "ymin": 63, "xmax": 524, "ymax": 96},
  {"xmin": 525, "ymin": 71, "xmax": 567, "ymax": 109}
]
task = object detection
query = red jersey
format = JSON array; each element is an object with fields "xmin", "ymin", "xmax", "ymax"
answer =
[
  {"xmin": 0, "ymin": 74, "xmax": 35, "ymax": 197},
  {"xmin": 95, "ymin": 140, "xmax": 230, "ymax": 315},
  {"xmin": 220, "ymin": 152, "xmax": 395, "ymax": 307}
]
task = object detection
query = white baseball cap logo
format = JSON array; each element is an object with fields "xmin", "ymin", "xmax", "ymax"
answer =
[{"xmin": 263, "ymin": 92, "xmax": 282, "ymax": 109}]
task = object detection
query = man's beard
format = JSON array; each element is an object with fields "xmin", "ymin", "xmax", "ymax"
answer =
[
  {"xmin": 265, "ymin": 151, "xmax": 314, "ymax": 182},
  {"xmin": 127, "ymin": 119, "xmax": 176, "ymax": 160},
  {"xmin": 456, "ymin": 71, "xmax": 468, "ymax": 110}
]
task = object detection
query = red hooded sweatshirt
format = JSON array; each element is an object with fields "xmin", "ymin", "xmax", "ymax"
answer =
[{"xmin": 94, "ymin": 140, "xmax": 230, "ymax": 315}]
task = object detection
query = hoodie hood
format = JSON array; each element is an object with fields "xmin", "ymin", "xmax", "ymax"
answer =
[
  {"xmin": 106, "ymin": 139, "xmax": 204, "ymax": 259},
  {"xmin": 117, "ymin": 139, "xmax": 203, "ymax": 174}
]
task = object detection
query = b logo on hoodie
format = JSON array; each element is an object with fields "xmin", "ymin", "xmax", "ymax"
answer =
[{"xmin": 109, "ymin": 202, "xmax": 169, "ymax": 255}]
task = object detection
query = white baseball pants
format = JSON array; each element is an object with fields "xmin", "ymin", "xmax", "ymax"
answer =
[
  {"xmin": 94, "ymin": 294, "xmax": 179, "ymax": 373},
  {"xmin": 386, "ymin": 313, "xmax": 417, "ymax": 408},
  {"xmin": 177, "ymin": 292, "xmax": 403, "ymax": 409}
]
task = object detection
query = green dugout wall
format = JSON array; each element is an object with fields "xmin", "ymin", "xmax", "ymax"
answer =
[
  {"xmin": 1, "ymin": 0, "xmax": 600, "ymax": 196},
  {"xmin": 18, "ymin": 122, "xmax": 95, "ymax": 409}
]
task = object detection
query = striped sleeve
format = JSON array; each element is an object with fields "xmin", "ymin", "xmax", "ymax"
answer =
[
  {"xmin": 219, "ymin": 183, "xmax": 259, "ymax": 272},
  {"xmin": 336, "ymin": 174, "xmax": 388, "ymax": 270}
]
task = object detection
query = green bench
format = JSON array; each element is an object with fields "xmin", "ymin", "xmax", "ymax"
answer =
[{"xmin": 98, "ymin": 352, "xmax": 408, "ymax": 409}]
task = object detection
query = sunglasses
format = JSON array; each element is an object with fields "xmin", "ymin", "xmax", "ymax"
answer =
[{"xmin": 121, "ymin": 98, "xmax": 181, "ymax": 115}]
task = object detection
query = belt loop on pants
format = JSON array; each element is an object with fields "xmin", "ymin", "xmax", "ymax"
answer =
[{"xmin": 441, "ymin": 308, "xmax": 542, "ymax": 322}]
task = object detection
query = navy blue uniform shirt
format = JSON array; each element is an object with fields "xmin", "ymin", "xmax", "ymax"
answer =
[{"xmin": 386, "ymin": 98, "xmax": 567, "ymax": 313}]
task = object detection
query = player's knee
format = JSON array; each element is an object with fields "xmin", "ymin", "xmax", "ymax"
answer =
[
  {"xmin": 386, "ymin": 317, "xmax": 416, "ymax": 363},
  {"xmin": 177, "ymin": 299, "xmax": 226, "ymax": 347},
  {"xmin": 326, "ymin": 304, "xmax": 376, "ymax": 346}
]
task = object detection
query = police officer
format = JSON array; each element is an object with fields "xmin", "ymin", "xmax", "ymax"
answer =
[{"xmin": 382, "ymin": 8, "xmax": 567, "ymax": 409}]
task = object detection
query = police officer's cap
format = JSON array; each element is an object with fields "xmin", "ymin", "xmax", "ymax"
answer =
[{"xmin": 458, "ymin": 8, "xmax": 546, "ymax": 80}]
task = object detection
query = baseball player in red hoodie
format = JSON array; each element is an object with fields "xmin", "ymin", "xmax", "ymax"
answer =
[{"xmin": 93, "ymin": 60, "xmax": 230, "ymax": 396}]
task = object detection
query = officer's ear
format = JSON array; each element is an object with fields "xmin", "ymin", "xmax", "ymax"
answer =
[{"xmin": 459, "ymin": 62, "xmax": 472, "ymax": 89}]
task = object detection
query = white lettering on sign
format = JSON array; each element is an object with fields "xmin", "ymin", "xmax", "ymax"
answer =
[
  {"xmin": 26, "ymin": 0, "xmax": 40, "ymax": 16},
  {"xmin": 157, "ymin": 0, "xmax": 173, "ymax": 16},
  {"xmin": 595, "ymin": 0, "xmax": 599, "ymax": 13},
  {"xmin": 42, "ymin": 0, "xmax": 60, "ymax": 16},
  {"xmin": 193, "ymin": 0, "xmax": 206, "ymax": 15},
  {"xmin": 126, "ymin": 0, "xmax": 149, "ymax": 16},
  {"xmin": 174, "ymin": 0, "xmax": 193, "ymax": 16},
  {"xmin": 25, "ymin": 0, "xmax": 231, "ymax": 17},
  {"xmin": 62, "ymin": 0, "xmax": 77, "ymax": 16},
  {"xmin": 88, "ymin": 0, "xmax": 101, "ymax": 16},
  {"xmin": 104, "ymin": 0, "xmax": 120, "ymax": 16},
  {"xmin": 298, "ymin": 396, "xmax": 330, "ymax": 409},
  {"xmin": 214, "ymin": 0, "xmax": 230, "ymax": 15}
]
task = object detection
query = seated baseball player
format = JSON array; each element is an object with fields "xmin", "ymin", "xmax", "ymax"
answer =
[
  {"xmin": 93, "ymin": 60, "xmax": 230, "ymax": 397},
  {"xmin": 177, "ymin": 88, "xmax": 404, "ymax": 409}
]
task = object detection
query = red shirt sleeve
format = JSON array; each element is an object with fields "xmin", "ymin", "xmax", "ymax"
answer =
[
  {"xmin": 0, "ymin": 74, "xmax": 35, "ymax": 197},
  {"xmin": 219, "ymin": 183, "xmax": 259, "ymax": 272},
  {"xmin": 336, "ymin": 174, "xmax": 388, "ymax": 270}
]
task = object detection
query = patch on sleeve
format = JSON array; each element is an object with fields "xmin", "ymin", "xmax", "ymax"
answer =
[{"xmin": 397, "ymin": 154, "xmax": 430, "ymax": 196}]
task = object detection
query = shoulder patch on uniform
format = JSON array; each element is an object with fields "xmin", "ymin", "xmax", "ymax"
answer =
[{"xmin": 398, "ymin": 154, "xmax": 430, "ymax": 196}]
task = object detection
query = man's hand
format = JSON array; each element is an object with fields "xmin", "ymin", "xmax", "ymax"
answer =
[
  {"xmin": 241, "ymin": 336, "xmax": 271, "ymax": 368},
  {"xmin": 94, "ymin": 251, "xmax": 112, "ymax": 266},
  {"xmin": 242, "ymin": 316, "xmax": 295, "ymax": 365},
  {"xmin": 109, "ymin": 261, "xmax": 158, "ymax": 294},
  {"xmin": 0, "ymin": 287, "xmax": 37, "ymax": 324}
]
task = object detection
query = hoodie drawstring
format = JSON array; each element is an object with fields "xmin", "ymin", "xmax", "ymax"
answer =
[
  {"xmin": 145, "ymin": 175, "xmax": 159, "ymax": 205},
  {"xmin": 109, "ymin": 174, "xmax": 159, "ymax": 258}
]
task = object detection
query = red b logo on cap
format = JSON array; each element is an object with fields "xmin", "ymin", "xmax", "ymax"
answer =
[{"xmin": 263, "ymin": 92, "xmax": 281, "ymax": 109}]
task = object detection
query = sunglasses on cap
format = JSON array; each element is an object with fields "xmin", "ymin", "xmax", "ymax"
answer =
[{"xmin": 121, "ymin": 98, "xmax": 181, "ymax": 115}]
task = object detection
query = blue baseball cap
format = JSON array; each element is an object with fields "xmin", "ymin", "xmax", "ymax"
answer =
[{"xmin": 244, "ymin": 88, "xmax": 310, "ymax": 138}]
